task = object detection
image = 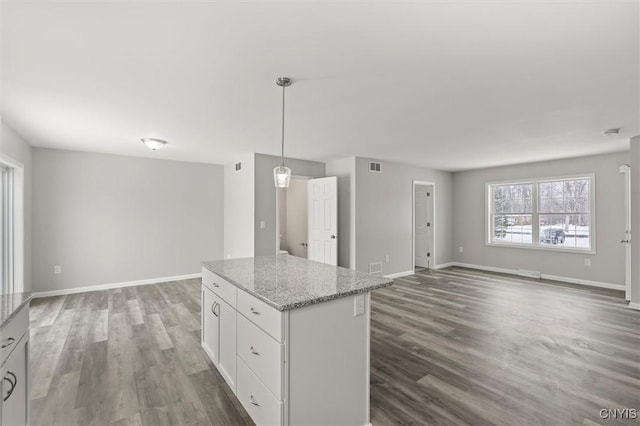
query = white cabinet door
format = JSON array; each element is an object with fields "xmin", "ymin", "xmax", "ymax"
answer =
[
  {"xmin": 217, "ymin": 299, "xmax": 237, "ymax": 392},
  {"xmin": 1, "ymin": 336, "xmax": 28, "ymax": 426},
  {"xmin": 201, "ymin": 286, "xmax": 220, "ymax": 365}
]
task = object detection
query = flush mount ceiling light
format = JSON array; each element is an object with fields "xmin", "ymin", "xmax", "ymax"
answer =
[
  {"xmin": 274, "ymin": 77, "xmax": 292, "ymax": 188},
  {"xmin": 604, "ymin": 128, "xmax": 621, "ymax": 136},
  {"xmin": 141, "ymin": 138, "xmax": 167, "ymax": 151}
]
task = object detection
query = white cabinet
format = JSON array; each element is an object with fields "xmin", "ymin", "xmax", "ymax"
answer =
[
  {"xmin": 201, "ymin": 286, "xmax": 220, "ymax": 365},
  {"xmin": 201, "ymin": 267, "xmax": 371, "ymax": 426},
  {"xmin": 202, "ymin": 277, "xmax": 237, "ymax": 392},
  {"xmin": 1, "ymin": 303, "xmax": 30, "ymax": 426},
  {"xmin": 217, "ymin": 298, "xmax": 236, "ymax": 390}
]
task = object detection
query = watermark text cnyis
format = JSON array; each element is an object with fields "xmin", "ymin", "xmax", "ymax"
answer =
[{"xmin": 599, "ymin": 408, "xmax": 638, "ymax": 420}]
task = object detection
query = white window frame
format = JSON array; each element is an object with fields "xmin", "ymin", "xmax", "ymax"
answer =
[
  {"xmin": 486, "ymin": 173, "xmax": 596, "ymax": 254},
  {"xmin": 0, "ymin": 153, "xmax": 24, "ymax": 295}
]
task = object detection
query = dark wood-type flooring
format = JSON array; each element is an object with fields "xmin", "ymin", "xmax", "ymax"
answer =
[{"xmin": 30, "ymin": 267, "xmax": 640, "ymax": 425}]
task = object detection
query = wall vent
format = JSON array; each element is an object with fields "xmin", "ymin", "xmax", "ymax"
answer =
[
  {"xmin": 235, "ymin": 162, "xmax": 242, "ymax": 172},
  {"xmin": 518, "ymin": 269, "xmax": 541, "ymax": 279},
  {"xmin": 369, "ymin": 262, "xmax": 383, "ymax": 274},
  {"xmin": 368, "ymin": 161, "xmax": 382, "ymax": 173}
]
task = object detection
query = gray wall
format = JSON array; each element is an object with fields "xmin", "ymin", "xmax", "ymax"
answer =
[
  {"xmin": 254, "ymin": 153, "xmax": 325, "ymax": 256},
  {"xmin": 355, "ymin": 157, "xmax": 454, "ymax": 275},
  {"xmin": 326, "ymin": 157, "xmax": 356, "ymax": 269},
  {"xmin": 224, "ymin": 153, "xmax": 255, "ymax": 259},
  {"xmin": 453, "ymin": 151, "xmax": 629, "ymax": 285},
  {"xmin": 0, "ymin": 124, "xmax": 33, "ymax": 292},
  {"xmin": 33, "ymin": 148, "xmax": 224, "ymax": 292},
  {"xmin": 631, "ymin": 136, "xmax": 640, "ymax": 305}
]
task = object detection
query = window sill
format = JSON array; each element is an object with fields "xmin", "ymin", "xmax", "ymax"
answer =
[{"xmin": 486, "ymin": 242, "xmax": 596, "ymax": 255}]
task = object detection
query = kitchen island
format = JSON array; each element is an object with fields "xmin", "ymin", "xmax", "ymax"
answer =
[{"xmin": 201, "ymin": 255, "xmax": 392, "ymax": 426}]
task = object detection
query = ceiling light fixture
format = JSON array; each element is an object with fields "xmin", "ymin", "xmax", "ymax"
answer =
[
  {"xmin": 604, "ymin": 128, "xmax": 621, "ymax": 136},
  {"xmin": 274, "ymin": 77, "xmax": 292, "ymax": 188},
  {"xmin": 141, "ymin": 138, "xmax": 167, "ymax": 151}
]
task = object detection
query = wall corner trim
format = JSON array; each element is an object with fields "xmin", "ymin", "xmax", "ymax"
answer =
[
  {"xmin": 384, "ymin": 270, "xmax": 415, "ymax": 279},
  {"xmin": 33, "ymin": 273, "xmax": 202, "ymax": 298}
]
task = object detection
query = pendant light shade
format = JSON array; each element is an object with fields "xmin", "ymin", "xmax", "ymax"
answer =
[
  {"xmin": 274, "ymin": 77, "xmax": 292, "ymax": 188},
  {"xmin": 274, "ymin": 165, "xmax": 292, "ymax": 188}
]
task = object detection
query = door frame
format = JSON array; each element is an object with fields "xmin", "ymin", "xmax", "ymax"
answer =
[
  {"xmin": 620, "ymin": 164, "xmax": 631, "ymax": 300},
  {"xmin": 275, "ymin": 175, "xmax": 312, "ymax": 255},
  {"xmin": 412, "ymin": 180, "xmax": 436, "ymax": 271}
]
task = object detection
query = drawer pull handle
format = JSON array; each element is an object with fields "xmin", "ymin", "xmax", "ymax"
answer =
[
  {"xmin": 3, "ymin": 371, "xmax": 17, "ymax": 402},
  {"xmin": 213, "ymin": 282, "xmax": 220, "ymax": 288},
  {"xmin": 250, "ymin": 307, "xmax": 260, "ymax": 315},
  {"xmin": 250, "ymin": 346, "xmax": 260, "ymax": 356},
  {"xmin": 1, "ymin": 337, "xmax": 15, "ymax": 349},
  {"xmin": 250, "ymin": 395, "xmax": 260, "ymax": 406}
]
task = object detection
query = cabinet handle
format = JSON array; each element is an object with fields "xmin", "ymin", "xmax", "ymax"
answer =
[
  {"xmin": 250, "ymin": 346, "xmax": 260, "ymax": 356},
  {"xmin": 1, "ymin": 337, "xmax": 15, "ymax": 349},
  {"xmin": 250, "ymin": 307, "xmax": 260, "ymax": 315},
  {"xmin": 211, "ymin": 302, "xmax": 219, "ymax": 317},
  {"xmin": 250, "ymin": 395, "xmax": 260, "ymax": 406},
  {"xmin": 3, "ymin": 371, "xmax": 16, "ymax": 402}
]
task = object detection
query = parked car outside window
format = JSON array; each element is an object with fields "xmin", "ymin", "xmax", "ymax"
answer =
[{"xmin": 540, "ymin": 229, "xmax": 565, "ymax": 245}]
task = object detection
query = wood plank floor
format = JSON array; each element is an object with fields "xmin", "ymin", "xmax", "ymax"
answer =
[{"xmin": 30, "ymin": 267, "xmax": 640, "ymax": 425}]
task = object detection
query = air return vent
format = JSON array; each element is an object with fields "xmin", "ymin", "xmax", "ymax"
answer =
[
  {"xmin": 368, "ymin": 161, "xmax": 382, "ymax": 173},
  {"xmin": 369, "ymin": 262, "xmax": 383, "ymax": 274},
  {"xmin": 235, "ymin": 162, "xmax": 242, "ymax": 172}
]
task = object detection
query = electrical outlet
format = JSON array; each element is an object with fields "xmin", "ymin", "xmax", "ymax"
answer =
[
  {"xmin": 584, "ymin": 259, "xmax": 591, "ymax": 267},
  {"xmin": 385, "ymin": 254, "xmax": 390, "ymax": 262},
  {"xmin": 459, "ymin": 246, "xmax": 464, "ymax": 253},
  {"xmin": 260, "ymin": 220, "xmax": 266, "ymax": 229},
  {"xmin": 54, "ymin": 265, "xmax": 62, "ymax": 274}
]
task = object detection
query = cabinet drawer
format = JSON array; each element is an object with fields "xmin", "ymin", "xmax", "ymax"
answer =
[
  {"xmin": 237, "ymin": 315, "xmax": 283, "ymax": 400},
  {"xmin": 202, "ymin": 268, "xmax": 237, "ymax": 307},
  {"xmin": 237, "ymin": 290, "xmax": 282, "ymax": 342},
  {"xmin": 237, "ymin": 357, "xmax": 283, "ymax": 426},
  {"xmin": 1, "ymin": 303, "xmax": 29, "ymax": 366}
]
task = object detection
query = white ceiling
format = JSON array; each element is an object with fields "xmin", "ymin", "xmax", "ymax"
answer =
[{"xmin": 2, "ymin": 1, "xmax": 638, "ymax": 171}]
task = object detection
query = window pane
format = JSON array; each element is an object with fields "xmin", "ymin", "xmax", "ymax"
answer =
[
  {"xmin": 493, "ymin": 215, "xmax": 532, "ymax": 244},
  {"xmin": 539, "ymin": 214, "xmax": 590, "ymax": 249},
  {"xmin": 492, "ymin": 183, "xmax": 532, "ymax": 213}
]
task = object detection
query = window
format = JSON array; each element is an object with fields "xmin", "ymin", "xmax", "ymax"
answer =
[{"xmin": 487, "ymin": 175, "xmax": 594, "ymax": 252}]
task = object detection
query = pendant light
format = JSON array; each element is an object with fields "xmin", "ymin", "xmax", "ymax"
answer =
[{"xmin": 274, "ymin": 77, "xmax": 292, "ymax": 188}]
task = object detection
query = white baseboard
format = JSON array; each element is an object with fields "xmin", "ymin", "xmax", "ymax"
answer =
[
  {"xmin": 628, "ymin": 302, "xmax": 640, "ymax": 311},
  {"xmin": 540, "ymin": 273, "xmax": 625, "ymax": 291},
  {"xmin": 385, "ymin": 270, "xmax": 415, "ymax": 279},
  {"xmin": 33, "ymin": 273, "xmax": 202, "ymax": 298},
  {"xmin": 444, "ymin": 262, "xmax": 625, "ymax": 291},
  {"xmin": 433, "ymin": 262, "xmax": 455, "ymax": 270}
]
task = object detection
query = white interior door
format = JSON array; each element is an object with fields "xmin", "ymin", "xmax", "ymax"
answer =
[
  {"xmin": 415, "ymin": 185, "xmax": 433, "ymax": 268},
  {"xmin": 307, "ymin": 176, "xmax": 337, "ymax": 265}
]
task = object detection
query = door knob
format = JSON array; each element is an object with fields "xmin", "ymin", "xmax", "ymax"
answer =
[{"xmin": 330, "ymin": 235, "xmax": 336, "ymax": 239}]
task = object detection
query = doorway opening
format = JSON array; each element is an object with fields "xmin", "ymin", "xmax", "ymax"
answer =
[
  {"xmin": 413, "ymin": 181, "xmax": 435, "ymax": 272},
  {"xmin": 278, "ymin": 176, "xmax": 310, "ymax": 258}
]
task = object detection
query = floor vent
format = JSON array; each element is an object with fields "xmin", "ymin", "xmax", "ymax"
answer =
[
  {"xmin": 235, "ymin": 162, "xmax": 242, "ymax": 172},
  {"xmin": 518, "ymin": 269, "xmax": 541, "ymax": 279},
  {"xmin": 369, "ymin": 161, "xmax": 382, "ymax": 173},
  {"xmin": 369, "ymin": 262, "xmax": 383, "ymax": 274}
]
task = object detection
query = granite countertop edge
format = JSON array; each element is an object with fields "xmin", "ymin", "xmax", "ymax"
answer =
[
  {"xmin": 201, "ymin": 258, "xmax": 393, "ymax": 311},
  {"xmin": 1, "ymin": 292, "xmax": 33, "ymax": 329},
  {"xmin": 220, "ymin": 275, "xmax": 392, "ymax": 311}
]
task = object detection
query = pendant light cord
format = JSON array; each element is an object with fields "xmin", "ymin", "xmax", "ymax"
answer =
[{"xmin": 281, "ymin": 82, "xmax": 286, "ymax": 166}]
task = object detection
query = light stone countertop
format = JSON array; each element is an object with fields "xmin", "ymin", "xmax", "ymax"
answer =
[
  {"xmin": 202, "ymin": 255, "xmax": 393, "ymax": 311},
  {"xmin": 0, "ymin": 292, "xmax": 32, "ymax": 329}
]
